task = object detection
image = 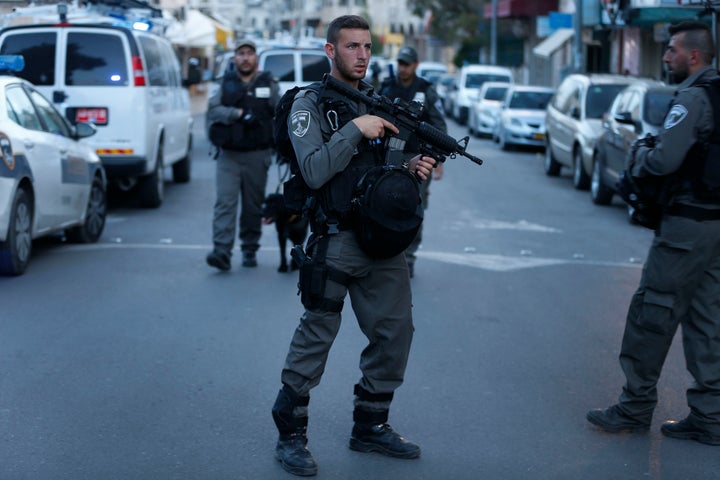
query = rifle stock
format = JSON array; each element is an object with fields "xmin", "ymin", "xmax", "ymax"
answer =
[{"xmin": 322, "ymin": 74, "xmax": 483, "ymax": 166}]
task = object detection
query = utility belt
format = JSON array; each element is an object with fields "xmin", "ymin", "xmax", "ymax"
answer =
[{"xmin": 666, "ymin": 203, "xmax": 720, "ymax": 221}]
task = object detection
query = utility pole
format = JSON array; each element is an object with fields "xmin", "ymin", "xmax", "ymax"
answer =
[
  {"xmin": 574, "ymin": 0, "xmax": 584, "ymax": 72},
  {"xmin": 490, "ymin": 0, "xmax": 497, "ymax": 65}
]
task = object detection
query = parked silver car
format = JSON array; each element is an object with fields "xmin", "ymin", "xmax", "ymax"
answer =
[
  {"xmin": 544, "ymin": 74, "xmax": 639, "ymax": 190},
  {"xmin": 493, "ymin": 85, "xmax": 554, "ymax": 150},
  {"xmin": 468, "ymin": 81, "xmax": 511, "ymax": 138}
]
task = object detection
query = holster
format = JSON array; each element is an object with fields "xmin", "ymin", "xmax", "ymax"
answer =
[{"xmin": 292, "ymin": 237, "xmax": 349, "ymax": 312}]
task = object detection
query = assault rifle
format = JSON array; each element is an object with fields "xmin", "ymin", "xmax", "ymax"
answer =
[{"xmin": 322, "ymin": 74, "xmax": 483, "ymax": 167}]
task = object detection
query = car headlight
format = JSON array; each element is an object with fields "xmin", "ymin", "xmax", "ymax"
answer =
[{"xmin": 510, "ymin": 118, "xmax": 523, "ymax": 127}]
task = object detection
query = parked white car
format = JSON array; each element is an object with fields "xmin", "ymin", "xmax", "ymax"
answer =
[
  {"xmin": 493, "ymin": 85, "xmax": 555, "ymax": 150},
  {"xmin": 451, "ymin": 64, "xmax": 513, "ymax": 125},
  {"xmin": 0, "ymin": 57, "xmax": 106, "ymax": 276},
  {"xmin": 468, "ymin": 81, "xmax": 512, "ymax": 138}
]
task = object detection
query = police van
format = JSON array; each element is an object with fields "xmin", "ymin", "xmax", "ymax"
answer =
[{"xmin": 0, "ymin": 1, "xmax": 193, "ymax": 208}]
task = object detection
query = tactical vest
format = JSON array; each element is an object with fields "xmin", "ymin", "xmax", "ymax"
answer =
[
  {"xmin": 674, "ymin": 78, "xmax": 720, "ymax": 202},
  {"xmin": 379, "ymin": 76, "xmax": 431, "ymax": 104},
  {"xmin": 378, "ymin": 76, "xmax": 432, "ymax": 153},
  {"xmin": 312, "ymin": 85, "xmax": 384, "ymax": 223},
  {"xmin": 215, "ymin": 71, "xmax": 274, "ymax": 151}
]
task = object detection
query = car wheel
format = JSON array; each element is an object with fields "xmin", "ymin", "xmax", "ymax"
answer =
[
  {"xmin": 0, "ymin": 188, "xmax": 32, "ymax": 276},
  {"xmin": 572, "ymin": 147, "xmax": 591, "ymax": 190},
  {"xmin": 67, "ymin": 175, "xmax": 107, "ymax": 243},
  {"xmin": 139, "ymin": 142, "xmax": 164, "ymax": 208},
  {"xmin": 544, "ymin": 138, "xmax": 561, "ymax": 176},
  {"xmin": 590, "ymin": 150, "xmax": 614, "ymax": 205},
  {"xmin": 172, "ymin": 134, "xmax": 192, "ymax": 183}
]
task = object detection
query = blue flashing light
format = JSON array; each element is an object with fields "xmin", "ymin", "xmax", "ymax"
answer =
[{"xmin": 0, "ymin": 55, "xmax": 25, "ymax": 72}]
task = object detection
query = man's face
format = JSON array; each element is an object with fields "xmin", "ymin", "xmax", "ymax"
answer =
[
  {"xmin": 663, "ymin": 32, "xmax": 690, "ymax": 84},
  {"xmin": 397, "ymin": 60, "xmax": 418, "ymax": 83},
  {"xmin": 326, "ymin": 28, "xmax": 372, "ymax": 83},
  {"xmin": 234, "ymin": 46, "xmax": 258, "ymax": 76}
]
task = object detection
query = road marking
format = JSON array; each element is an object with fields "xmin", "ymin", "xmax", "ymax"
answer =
[
  {"xmin": 446, "ymin": 214, "xmax": 562, "ymax": 233},
  {"xmin": 418, "ymin": 251, "xmax": 641, "ymax": 272},
  {"xmin": 60, "ymin": 242, "xmax": 642, "ymax": 271}
]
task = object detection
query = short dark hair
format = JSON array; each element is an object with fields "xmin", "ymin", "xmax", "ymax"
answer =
[
  {"xmin": 669, "ymin": 20, "xmax": 715, "ymax": 64},
  {"xmin": 326, "ymin": 15, "xmax": 370, "ymax": 45}
]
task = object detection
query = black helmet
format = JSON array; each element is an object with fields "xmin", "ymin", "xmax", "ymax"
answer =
[{"xmin": 353, "ymin": 166, "xmax": 423, "ymax": 258}]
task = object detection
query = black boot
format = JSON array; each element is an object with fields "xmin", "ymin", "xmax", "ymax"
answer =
[
  {"xmin": 586, "ymin": 404, "xmax": 651, "ymax": 433},
  {"xmin": 350, "ymin": 422, "xmax": 421, "ymax": 459},
  {"xmin": 661, "ymin": 417, "xmax": 720, "ymax": 446},
  {"xmin": 276, "ymin": 428, "xmax": 318, "ymax": 476},
  {"xmin": 349, "ymin": 386, "xmax": 421, "ymax": 459},
  {"xmin": 272, "ymin": 386, "xmax": 318, "ymax": 476}
]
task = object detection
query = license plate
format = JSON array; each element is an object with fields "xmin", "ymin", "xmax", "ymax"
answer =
[
  {"xmin": 533, "ymin": 133, "xmax": 545, "ymax": 140},
  {"xmin": 76, "ymin": 108, "xmax": 108, "ymax": 125}
]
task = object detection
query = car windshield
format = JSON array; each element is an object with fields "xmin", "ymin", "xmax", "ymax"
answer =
[
  {"xmin": 644, "ymin": 90, "xmax": 674, "ymax": 126},
  {"xmin": 508, "ymin": 91, "xmax": 553, "ymax": 109},
  {"xmin": 466, "ymin": 73, "xmax": 512, "ymax": 88},
  {"xmin": 585, "ymin": 84, "xmax": 628, "ymax": 119},
  {"xmin": 485, "ymin": 87, "xmax": 508, "ymax": 101}
]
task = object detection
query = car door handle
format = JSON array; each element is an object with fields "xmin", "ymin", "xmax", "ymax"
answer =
[{"xmin": 24, "ymin": 140, "xmax": 35, "ymax": 149}]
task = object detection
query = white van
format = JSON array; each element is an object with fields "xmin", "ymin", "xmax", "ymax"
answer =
[
  {"xmin": 0, "ymin": 21, "xmax": 193, "ymax": 208},
  {"xmin": 452, "ymin": 64, "xmax": 513, "ymax": 125},
  {"xmin": 416, "ymin": 61, "xmax": 448, "ymax": 83},
  {"xmin": 259, "ymin": 48, "xmax": 331, "ymax": 95}
]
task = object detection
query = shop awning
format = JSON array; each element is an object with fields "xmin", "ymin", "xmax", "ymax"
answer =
[
  {"xmin": 627, "ymin": 7, "xmax": 705, "ymax": 28},
  {"xmin": 166, "ymin": 9, "xmax": 216, "ymax": 48},
  {"xmin": 533, "ymin": 28, "xmax": 574, "ymax": 59},
  {"xmin": 212, "ymin": 19, "xmax": 233, "ymax": 49},
  {"xmin": 484, "ymin": 0, "xmax": 556, "ymax": 19}
]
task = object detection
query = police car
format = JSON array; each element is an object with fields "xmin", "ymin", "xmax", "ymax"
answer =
[{"xmin": 0, "ymin": 56, "xmax": 106, "ymax": 276}]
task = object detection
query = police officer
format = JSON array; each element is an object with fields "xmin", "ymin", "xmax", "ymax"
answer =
[
  {"xmin": 205, "ymin": 40, "xmax": 279, "ymax": 271},
  {"xmin": 378, "ymin": 46, "xmax": 447, "ymax": 277},
  {"xmin": 587, "ymin": 21, "xmax": 720, "ymax": 446},
  {"xmin": 271, "ymin": 15, "xmax": 437, "ymax": 476}
]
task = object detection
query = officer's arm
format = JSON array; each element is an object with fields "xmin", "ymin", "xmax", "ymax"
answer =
[
  {"xmin": 207, "ymin": 82, "xmax": 242, "ymax": 125},
  {"xmin": 633, "ymin": 89, "xmax": 712, "ymax": 176},
  {"xmin": 290, "ymin": 92, "xmax": 364, "ymax": 190},
  {"xmin": 268, "ymin": 77, "xmax": 280, "ymax": 110},
  {"xmin": 424, "ymin": 86, "xmax": 447, "ymax": 134}
]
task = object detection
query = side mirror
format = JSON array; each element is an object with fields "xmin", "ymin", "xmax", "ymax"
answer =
[
  {"xmin": 613, "ymin": 111, "xmax": 634, "ymax": 125},
  {"xmin": 570, "ymin": 105, "xmax": 581, "ymax": 119},
  {"xmin": 74, "ymin": 121, "xmax": 97, "ymax": 139}
]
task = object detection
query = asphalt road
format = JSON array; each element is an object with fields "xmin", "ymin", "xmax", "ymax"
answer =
[{"xmin": 1, "ymin": 108, "xmax": 719, "ymax": 479}]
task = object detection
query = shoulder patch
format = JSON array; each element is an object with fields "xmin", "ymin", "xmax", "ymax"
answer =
[
  {"xmin": 664, "ymin": 104, "xmax": 688, "ymax": 130},
  {"xmin": 291, "ymin": 110, "xmax": 311, "ymax": 137}
]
